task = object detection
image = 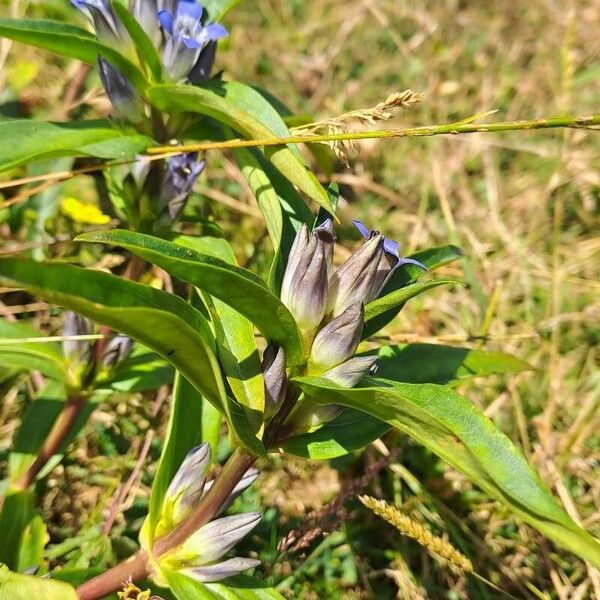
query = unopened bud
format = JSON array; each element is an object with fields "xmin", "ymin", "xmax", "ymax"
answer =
[
  {"xmin": 62, "ymin": 311, "xmax": 92, "ymax": 366},
  {"xmin": 322, "ymin": 355, "xmax": 378, "ymax": 388},
  {"xmin": 101, "ymin": 335, "xmax": 133, "ymax": 368},
  {"xmin": 261, "ymin": 343, "xmax": 286, "ymax": 418},
  {"xmin": 310, "ymin": 303, "xmax": 363, "ymax": 370},
  {"xmin": 188, "ymin": 41, "xmax": 217, "ymax": 84},
  {"xmin": 71, "ymin": 0, "xmax": 132, "ymax": 52},
  {"xmin": 159, "ymin": 154, "xmax": 205, "ymax": 221},
  {"xmin": 97, "ymin": 57, "xmax": 145, "ymax": 125},
  {"xmin": 280, "ymin": 220, "xmax": 334, "ymax": 332}
]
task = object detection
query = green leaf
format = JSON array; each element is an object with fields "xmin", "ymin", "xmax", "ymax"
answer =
[
  {"xmin": 293, "ymin": 376, "xmax": 600, "ymax": 567},
  {"xmin": 233, "ymin": 147, "xmax": 312, "ymax": 292},
  {"xmin": 0, "ymin": 19, "xmax": 147, "ymax": 91},
  {"xmin": 363, "ymin": 244, "xmax": 463, "ymax": 337},
  {"xmin": 17, "ymin": 515, "xmax": 48, "ymax": 574},
  {"xmin": 111, "ymin": 1, "xmax": 162, "ymax": 81},
  {"xmin": 144, "ymin": 372, "xmax": 221, "ymax": 543},
  {"xmin": 188, "ymin": 240, "xmax": 265, "ymax": 427},
  {"xmin": 104, "ymin": 347, "xmax": 174, "ymax": 392},
  {"xmin": 0, "ymin": 318, "xmax": 70, "ymax": 385},
  {"xmin": 0, "ymin": 120, "xmax": 152, "ymax": 173},
  {"xmin": 76, "ymin": 229, "xmax": 305, "ymax": 366},
  {"xmin": 0, "ymin": 491, "xmax": 34, "ymax": 569},
  {"xmin": 0, "ymin": 257, "xmax": 226, "ymax": 410},
  {"xmin": 202, "ymin": 0, "xmax": 242, "ymax": 21},
  {"xmin": 147, "ymin": 82, "xmax": 333, "ymax": 213},
  {"xmin": 280, "ymin": 409, "xmax": 389, "ymax": 460},
  {"xmin": 0, "ymin": 564, "xmax": 78, "ymax": 600},
  {"xmin": 165, "ymin": 570, "xmax": 287, "ymax": 600},
  {"xmin": 373, "ymin": 343, "xmax": 533, "ymax": 385},
  {"xmin": 282, "ymin": 343, "xmax": 532, "ymax": 460},
  {"xmin": 364, "ymin": 279, "xmax": 462, "ymax": 325}
]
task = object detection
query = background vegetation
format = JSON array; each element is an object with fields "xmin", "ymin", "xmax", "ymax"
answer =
[{"xmin": 1, "ymin": 1, "xmax": 599, "ymax": 598}]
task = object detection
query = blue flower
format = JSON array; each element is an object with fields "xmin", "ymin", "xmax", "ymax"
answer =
[
  {"xmin": 157, "ymin": 0, "xmax": 228, "ymax": 81},
  {"xmin": 159, "ymin": 152, "xmax": 206, "ymax": 220}
]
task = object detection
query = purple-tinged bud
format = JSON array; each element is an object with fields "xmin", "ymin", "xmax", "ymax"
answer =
[
  {"xmin": 182, "ymin": 512, "xmax": 261, "ymax": 564},
  {"xmin": 310, "ymin": 303, "xmax": 364, "ymax": 370},
  {"xmin": 101, "ymin": 335, "xmax": 133, "ymax": 368},
  {"xmin": 71, "ymin": 0, "xmax": 131, "ymax": 51},
  {"xmin": 158, "ymin": 1, "xmax": 228, "ymax": 81},
  {"xmin": 322, "ymin": 355, "xmax": 378, "ymax": 388},
  {"xmin": 326, "ymin": 233, "xmax": 386, "ymax": 318},
  {"xmin": 62, "ymin": 311, "xmax": 93, "ymax": 365},
  {"xmin": 97, "ymin": 58, "xmax": 145, "ymax": 125},
  {"xmin": 181, "ymin": 557, "xmax": 261, "ymax": 583},
  {"xmin": 166, "ymin": 443, "xmax": 211, "ymax": 505},
  {"xmin": 203, "ymin": 467, "xmax": 260, "ymax": 517},
  {"xmin": 188, "ymin": 40, "xmax": 217, "ymax": 84},
  {"xmin": 261, "ymin": 343, "xmax": 286, "ymax": 418},
  {"xmin": 280, "ymin": 220, "xmax": 335, "ymax": 332},
  {"xmin": 159, "ymin": 153, "xmax": 205, "ymax": 221}
]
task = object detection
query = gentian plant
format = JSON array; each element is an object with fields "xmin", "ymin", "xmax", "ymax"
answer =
[{"xmin": 0, "ymin": 1, "xmax": 600, "ymax": 599}]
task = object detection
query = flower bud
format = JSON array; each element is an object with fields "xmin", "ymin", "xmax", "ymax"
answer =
[
  {"xmin": 166, "ymin": 443, "xmax": 211, "ymax": 509},
  {"xmin": 97, "ymin": 57, "xmax": 145, "ymax": 125},
  {"xmin": 159, "ymin": 154, "xmax": 205, "ymax": 221},
  {"xmin": 261, "ymin": 343, "xmax": 286, "ymax": 418},
  {"xmin": 322, "ymin": 355, "xmax": 378, "ymax": 388},
  {"xmin": 280, "ymin": 220, "xmax": 334, "ymax": 332},
  {"xmin": 188, "ymin": 40, "xmax": 217, "ymax": 84},
  {"xmin": 62, "ymin": 311, "xmax": 93, "ymax": 366},
  {"xmin": 310, "ymin": 303, "xmax": 364, "ymax": 370},
  {"xmin": 326, "ymin": 233, "xmax": 386, "ymax": 318},
  {"xmin": 101, "ymin": 335, "xmax": 133, "ymax": 368},
  {"xmin": 71, "ymin": 0, "xmax": 131, "ymax": 51}
]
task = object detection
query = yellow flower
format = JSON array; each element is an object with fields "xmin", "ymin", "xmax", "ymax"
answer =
[{"xmin": 61, "ymin": 196, "xmax": 111, "ymax": 225}]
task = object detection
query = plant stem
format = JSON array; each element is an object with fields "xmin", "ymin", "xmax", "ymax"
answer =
[
  {"xmin": 75, "ymin": 448, "xmax": 256, "ymax": 599},
  {"xmin": 76, "ymin": 551, "xmax": 149, "ymax": 600},
  {"xmin": 147, "ymin": 112, "xmax": 600, "ymax": 155},
  {"xmin": 12, "ymin": 393, "xmax": 87, "ymax": 492}
]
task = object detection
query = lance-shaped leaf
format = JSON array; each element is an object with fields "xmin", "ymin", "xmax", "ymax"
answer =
[
  {"xmin": 364, "ymin": 244, "xmax": 464, "ymax": 337},
  {"xmin": 0, "ymin": 318, "xmax": 70, "ymax": 384},
  {"xmin": 279, "ymin": 408, "xmax": 389, "ymax": 460},
  {"xmin": 372, "ymin": 343, "xmax": 533, "ymax": 385},
  {"xmin": 0, "ymin": 491, "xmax": 34, "ymax": 569},
  {"xmin": 0, "ymin": 19, "xmax": 147, "ymax": 90},
  {"xmin": 184, "ymin": 237, "xmax": 265, "ymax": 428},
  {"xmin": 283, "ymin": 344, "xmax": 532, "ymax": 460},
  {"xmin": 76, "ymin": 229, "xmax": 305, "ymax": 365},
  {"xmin": 293, "ymin": 376, "xmax": 600, "ymax": 567},
  {"xmin": 0, "ymin": 120, "xmax": 152, "ymax": 173},
  {"xmin": 147, "ymin": 81, "xmax": 334, "ymax": 214},
  {"xmin": 0, "ymin": 258, "xmax": 225, "ymax": 410},
  {"xmin": 362, "ymin": 278, "xmax": 463, "ymax": 336}
]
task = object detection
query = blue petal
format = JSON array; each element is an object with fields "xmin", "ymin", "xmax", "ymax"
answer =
[
  {"xmin": 383, "ymin": 238, "xmax": 399, "ymax": 256},
  {"xmin": 176, "ymin": 0, "xmax": 203, "ymax": 21},
  {"xmin": 397, "ymin": 257, "xmax": 428, "ymax": 271},
  {"xmin": 203, "ymin": 22, "xmax": 228, "ymax": 40},
  {"xmin": 181, "ymin": 36, "xmax": 203, "ymax": 49},
  {"xmin": 352, "ymin": 219, "xmax": 371, "ymax": 239},
  {"xmin": 157, "ymin": 9, "xmax": 174, "ymax": 34}
]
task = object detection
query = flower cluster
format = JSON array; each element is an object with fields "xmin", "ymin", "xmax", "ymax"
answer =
[
  {"xmin": 149, "ymin": 443, "xmax": 261, "ymax": 583},
  {"xmin": 72, "ymin": 0, "xmax": 227, "ymax": 83},
  {"xmin": 264, "ymin": 220, "xmax": 426, "ymax": 431}
]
